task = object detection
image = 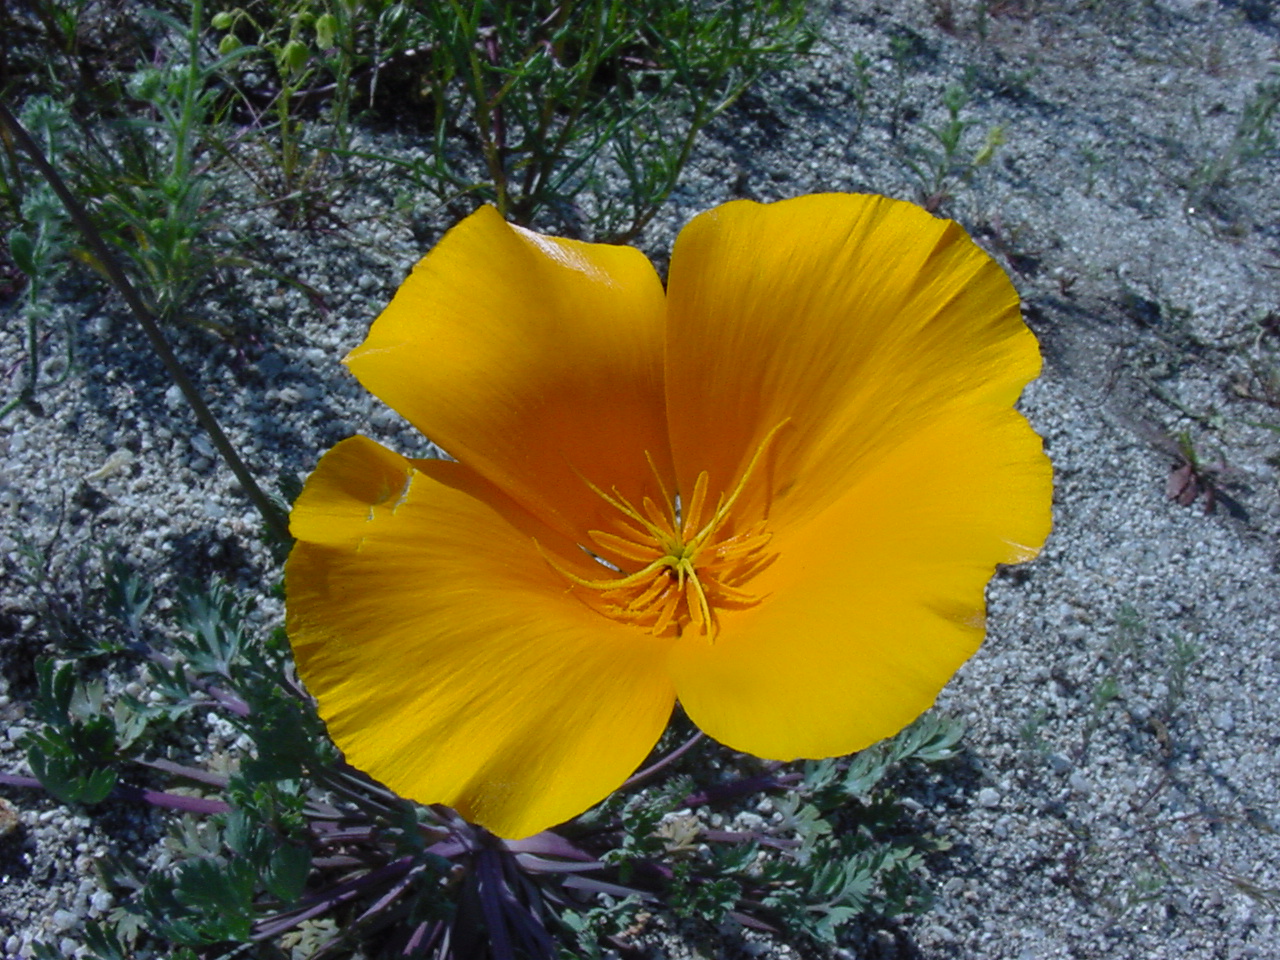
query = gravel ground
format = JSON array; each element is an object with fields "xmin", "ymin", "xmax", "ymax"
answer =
[{"xmin": 3, "ymin": 1, "xmax": 1280, "ymax": 957}]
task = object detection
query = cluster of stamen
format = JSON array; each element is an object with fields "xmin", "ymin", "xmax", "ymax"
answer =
[{"xmin": 546, "ymin": 425, "xmax": 785, "ymax": 639}]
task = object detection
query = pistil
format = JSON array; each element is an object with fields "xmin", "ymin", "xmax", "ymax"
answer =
[{"xmin": 545, "ymin": 423, "xmax": 787, "ymax": 638}]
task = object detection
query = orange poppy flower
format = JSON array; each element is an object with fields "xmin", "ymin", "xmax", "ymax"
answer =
[{"xmin": 285, "ymin": 194, "xmax": 1052, "ymax": 840}]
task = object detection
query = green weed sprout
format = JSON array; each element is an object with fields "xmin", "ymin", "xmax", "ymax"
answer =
[
  {"xmin": 73, "ymin": 0, "xmax": 251, "ymax": 328},
  {"xmin": 211, "ymin": 0, "xmax": 357, "ymax": 221},
  {"xmin": 2, "ymin": 96, "xmax": 75, "ymax": 421},
  {"xmin": 904, "ymin": 82, "xmax": 1005, "ymax": 212},
  {"xmin": 1186, "ymin": 68, "xmax": 1280, "ymax": 221}
]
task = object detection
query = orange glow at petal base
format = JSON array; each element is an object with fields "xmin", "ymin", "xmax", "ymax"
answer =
[{"xmin": 285, "ymin": 193, "xmax": 1053, "ymax": 840}]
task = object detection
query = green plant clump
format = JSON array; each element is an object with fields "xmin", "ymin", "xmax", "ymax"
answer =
[
  {"xmin": 1, "ymin": 0, "xmax": 811, "ymax": 380},
  {"xmin": 404, "ymin": 0, "xmax": 812, "ymax": 239},
  {"xmin": 206, "ymin": 0, "xmax": 813, "ymax": 238},
  {"xmin": 11, "ymin": 559, "xmax": 964, "ymax": 959}
]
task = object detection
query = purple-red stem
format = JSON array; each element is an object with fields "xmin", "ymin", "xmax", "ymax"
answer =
[
  {"xmin": 138, "ymin": 757, "xmax": 229, "ymax": 788},
  {"xmin": 683, "ymin": 770, "xmax": 803, "ymax": 808},
  {"xmin": 253, "ymin": 855, "xmax": 414, "ymax": 941},
  {"xmin": 0, "ymin": 772, "xmax": 228, "ymax": 814},
  {"xmin": 503, "ymin": 831, "xmax": 596, "ymax": 861},
  {"xmin": 150, "ymin": 650, "xmax": 250, "ymax": 717},
  {"xmin": 621, "ymin": 731, "xmax": 705, "ymax": 792}
]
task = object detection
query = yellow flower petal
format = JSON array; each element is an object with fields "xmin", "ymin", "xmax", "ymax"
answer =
[
  {"xmin": 345, "ymin": 206, "xmax": 672, "ymax": 544},
  {"xmin": 287, "ymin": 436, "xmax": 677, "ymax": 839},
  {"xmin": 664, "ymin": 193, "xmax": 1040, "ymax": 530},
  {"xmin": 668, "ymin": 403, "xmax": 1051, "ymax": 760}
]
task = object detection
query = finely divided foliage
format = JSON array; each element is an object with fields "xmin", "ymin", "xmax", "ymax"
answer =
[{"xmin": 14, "ymin": 566, "xmax": 971, "ymax": 958}]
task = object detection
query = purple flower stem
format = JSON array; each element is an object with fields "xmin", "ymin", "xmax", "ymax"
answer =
[
  {"xmin": 683, "ymin": 770, "xmax": 803, "ymax": 808},
  {"xmin": 503, "ymin": 832, "xmax": 597, "ymax": 862},
  {"xmin": 302, "ymin": 799, "xmax": 349, "ymax": 821},
  {"xmin": 620, "ymin": 732, "xmax": 705, "ymax": 791},
  {"xmin": 354, "ymin": 862, "xmax": 427, "ymax": 924},
  {"xmin": 425, "ymin": 839, "xmax": 468, "ymax": 859},
  {"xmin": 312, "ymin": 766, "xmax": 403, "ymax": 819},
  {"xmin": 252, "ymin": 856, "xmax": 414, "ymax": 941},
  {"xmin": 513, "ymin": 854, "xmax": 607, "ymax": 874},
  {"xmin": 310, "ymin": 822, "xmax": 376, "ymax": 845},
  {"xmin": 334, "ymin": 762, "xmax": 404, "ymax": 805},
  {"xmin": 320, "ymin": 764, "xmax": 418, "ymax": 821},
  {"xmin": 311, "ymin": 855, "xmax": 365, "ymax": 870},
  {"xmin": 701, "ymin": 827, "xmax": 801, "ymax": 850},
  {"xmin": 0, "ymin": 772, "xmax": 228, "ymax": 814},
  {"xmin": 114, "ymin": 784, "xmax": 230, "ymax": 815},
  {"xmin": 204, "ymin": 684, "xmax": 252, "ymax": 717},
  {"xmin": 494, "ymin": 851, "xmax": 557, "ymax": 959},
  {"xmin": 148, "ymin": 650, "xmax": 250, "ymax": 717},
  {"xmin": 0, "ymin": 773, "xmax": 41, "ymax": 790},
  {"xmin": 476, "ymin": 849, "xmax": 517, "ymax": 960},
  {"xmin": 562, "ymin": 874, "xmax": 658, "ymax": 901},
  {"xmin": 729, "ymin": 909, "xmax": 780, "ymax": 933},
  {"xmin": 402, "ymin": 920, "xmax": 431, "ymax": 956},
  {"xmin": 136, "ymin": 757, "xmax": 229, "ymax": 788},
  {"xmin": 406, "ymin": 920, "xmax": 443, "ymax": 958}
]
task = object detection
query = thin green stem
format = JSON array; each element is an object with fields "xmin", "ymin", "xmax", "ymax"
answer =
[
  {"xmin": 0, "ymin": 98, "xmax": 292, "ymax": 544},
  {"xmin": 173, "ymin": 0, "xmax": 203, "ymax": 185},
  {"xmin": 528, "ymin": 2, "xmax": 605, "ymax": 210},
  {"xmin": 451, "ymin": 0, "xmax": 508, "ymax": 213}
]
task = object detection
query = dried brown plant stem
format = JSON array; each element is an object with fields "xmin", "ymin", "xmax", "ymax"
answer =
[{"xmin": 0, "ymin": 98, "xmax": 292, "ymax": 544}]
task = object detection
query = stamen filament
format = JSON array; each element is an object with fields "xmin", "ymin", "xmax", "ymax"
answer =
[
  {"xmin": 681, "ymin": 470, "xmax": 710, "ymax": 540},
  {"xmin": 641, "ymin": 496, "xmax": 671, "ymax": 532},
  {"xmin": 589, "ymin": 529, "xmax": 664, "ymax": 564},
  {"xmin": 653, "ymin": 585, "xmax": 682, "ymax": 635},
  {"xmin": 609, "ymin": 516, "xmax": 664, "ymax": 548},
  {"xmin": 625, "ymin": 574, "xmax": 672, "ymax": 611},
  {"xmin": 548, "ymin": 420, "xmax": 789, "ymax": 638},
  {"xmin": 644, "ymin": 450, "xmax": 676, "ymax": 521}
]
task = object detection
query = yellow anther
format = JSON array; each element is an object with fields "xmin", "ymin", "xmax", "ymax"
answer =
[{"xmin": 547, "ymin": 421, "xmax": 789, "ymax": 638}]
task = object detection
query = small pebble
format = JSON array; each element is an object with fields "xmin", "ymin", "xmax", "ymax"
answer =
[
  {"xmin": 52, "ymin": 909, "xmax": 79, "ymax": 933},
  {"xmin": 0, "ymin": 798, "xmax": 17, "ymax": 838}
]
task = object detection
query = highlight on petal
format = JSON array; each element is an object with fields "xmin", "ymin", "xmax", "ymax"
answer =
[
  {"xmin": 286, "ymin": 436, "xmax": 677, "ymax": 839},
  {"xmin": 664, "ymin": 193, "xmax": 1041, "ymax": 531},
  {"xmin": 668, "ymin": 402, "xmax": 1052, "ymax": 761},
  {"xmin": 344, "ymin": 206, "xmax": 673, "ymax": 544}
]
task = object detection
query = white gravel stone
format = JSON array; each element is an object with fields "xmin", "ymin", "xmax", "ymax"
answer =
[{"xmin": 51, "ymin": 909, "xmax": 79, "ymax": 933}]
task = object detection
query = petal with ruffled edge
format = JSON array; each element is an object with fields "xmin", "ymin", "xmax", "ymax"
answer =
[
  {"xmin": 345, "ymin": 207, "xmax": 671, "ymax": 546},
  {"xmin": 286, "ymin": 436, "xmax": 677, "ymax": 839},
  {"xmin": 664, "ymin": 193, "xmax": 1040, "ymax": 530},
  {"xmin": 668, "ymin": 403, "xmax": 1052, "ymax": 760}
]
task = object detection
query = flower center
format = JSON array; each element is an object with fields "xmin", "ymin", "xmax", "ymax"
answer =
[{"xmin": 546, "ymin": 423, "xmax": 786, "ymax": 639}]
